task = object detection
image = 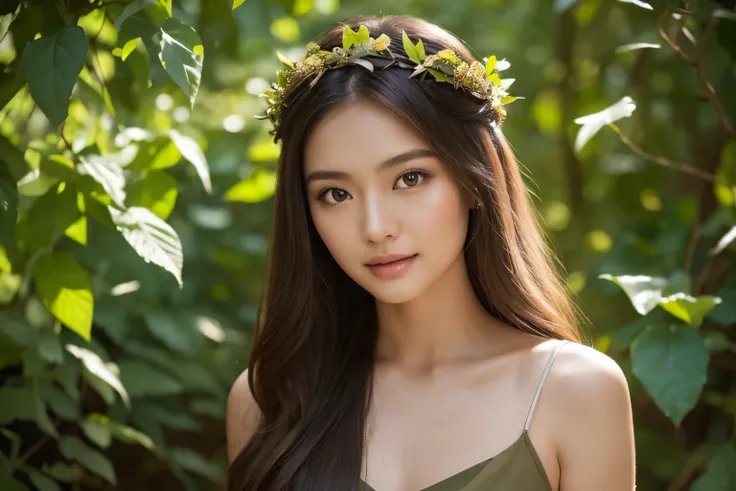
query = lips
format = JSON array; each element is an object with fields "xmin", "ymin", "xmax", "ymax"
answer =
[
  {"xmin": 366, "ymin": 253, "xmax": 416, "ymax": 266},
  {"xmin": 365, "ymin": 254, "xmax": 418, "ymax": 280}
]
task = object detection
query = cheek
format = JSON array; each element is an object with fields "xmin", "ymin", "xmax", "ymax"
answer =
[
  {"xmin": 310, "ymin": 207, "xmax": 355, "ymax": 263},
  {"xmin": 412, "ymin": 178, "xmax": 469, "ymax": 240}
]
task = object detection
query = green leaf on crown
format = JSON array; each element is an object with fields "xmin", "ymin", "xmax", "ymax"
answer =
[
  {"xmin": 402, "ymin": 30, "xmax": 423, "ymax": 65},
  {"xmin": 343, "ymin": 25, "xmax": 371, "ymax": 51}
]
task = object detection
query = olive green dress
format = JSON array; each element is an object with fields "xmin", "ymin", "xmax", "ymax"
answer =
[{"xmin": 360, "ymin": 340, "xmax": 569, "ymax": 491}]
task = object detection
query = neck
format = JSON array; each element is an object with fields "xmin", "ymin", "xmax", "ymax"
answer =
[{"xmin": 373, "ymin": 252, "xmax": 507, "ymax": 373}]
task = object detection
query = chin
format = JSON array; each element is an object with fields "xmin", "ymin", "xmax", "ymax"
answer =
[{"xmin": 359, "ymin": 277, "xmax": 428, "ymax": 304}]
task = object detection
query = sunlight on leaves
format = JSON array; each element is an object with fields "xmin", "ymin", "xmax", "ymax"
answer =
[
  {"xmin": 711, "ymin": 226, "xmax": 736, "ymax": 256},
  {"xmin": 110, "ymin": 207, "xmax": 184, "ymax": 287},
  {"xmin": 599, "ymin": 274, "xmax": 668, "ymax": 315},
  {"xmin": 658, "ymin": 293, "xmax": 722, "ymax": 328},
  {"xmin": 65, "ymin": 345, "xmax": 129, "ymax": 408},
  {"xmin": 160, "ymin": 19, "xmax": 204, "ymax": 109},
  {"xmin": 615, "ymin": 42, "xmax": 661, "ymax": 53},
  {"xmin": 33, "ymin": 253, "xmax": 93, "ymax": 341},
  {"xmin": 618, "ymin": 0, "xmax": 653, "ymax": 10},
  {"xmin": 169, "ymin": 130, "xmax": 211, "ymax": 193},
  {"xmin": 225, "ymin": 170, "xmax": 277, "ymax": 203},
  {"xmin": 573, "ymin": 96, "xmax": 636, "ymax": 152}
]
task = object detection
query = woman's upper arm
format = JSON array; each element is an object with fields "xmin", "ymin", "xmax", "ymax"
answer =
[
  {"xmin": 550, "ymin": 344, "xmax": 636, "ymax": 491},
  {"xmin": 226, "ymin": 368, "xmax": 262, "ymax": 464}
]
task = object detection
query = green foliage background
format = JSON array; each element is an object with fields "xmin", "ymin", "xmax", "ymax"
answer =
[{"xmin": 0, "ymin": 0, "xmax": 734, "ymax": 490}]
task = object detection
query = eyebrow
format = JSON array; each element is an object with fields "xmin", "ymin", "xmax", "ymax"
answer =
[{"xmin": 305, "ymin": 148, "xmax": 436, "ymax": 184}]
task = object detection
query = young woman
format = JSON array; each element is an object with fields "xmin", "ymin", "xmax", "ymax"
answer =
[{"xmin": 226, "ymin": 14, "xmax": 636, "ymax": 491}]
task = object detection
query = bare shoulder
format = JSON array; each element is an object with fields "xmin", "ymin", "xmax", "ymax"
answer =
[
  {"xmin": 226, "ymin": 368, "xmax": 262, "ymax": 464},
  {"xmin": 543, "ymin": 340, "xmax": 630, "ymax": 405},
  {"xmin": 538, "ymin": 340, "xmax": 636, "ymax": 489}
]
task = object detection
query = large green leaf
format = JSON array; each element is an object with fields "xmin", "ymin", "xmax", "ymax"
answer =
[
  {"xmin": 691, "ymin": 443, "xmax": 736, "ymax": 491},
  {"xmin": 33, "ymin": 252, "xmax": 93, "ymax": 341},
  {"xmin": 18, "ymin": 26, "xmax": 88, "ymax": 127},
  {"xmin": 126, "ymin": 171, "xmax": 178, "ymax": 219},
  {"xmin": 58, "ymin": 436, "xmax": 116, "ymax": 484},
  {"xmin": 159, "ymin": 19, "xmax": 203, "ymax": 108},
  {"xmin": 110, "ymin": 206, "xmax": 183, "ymax": 287},
  {"xmin": 631, "ymin": 325, "xmax": 709, "ymax": 425},
  {"xmin": 168, "ymin": 130, "xmax": 211, "ymax": 193},
  {"xmin": 65, "ymin": 344, "xmax": 130, "ymax": 408}
]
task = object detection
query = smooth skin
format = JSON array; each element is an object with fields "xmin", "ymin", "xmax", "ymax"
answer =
[{"xmin": 227, "ymin": 99, "xmax": 636, "ymax": 491}]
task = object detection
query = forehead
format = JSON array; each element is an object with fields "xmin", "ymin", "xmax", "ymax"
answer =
[{"xmin": 303, "ymin": 99, "xmax": 427, "ymax": 174}]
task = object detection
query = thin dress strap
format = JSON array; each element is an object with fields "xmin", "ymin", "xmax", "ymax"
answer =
[{"xmin": 523, "ymin": 340, "xmax": 570, "ymax": 432}]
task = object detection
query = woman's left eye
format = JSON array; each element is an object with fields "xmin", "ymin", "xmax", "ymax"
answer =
[{"xmin": 395, "ymin": 170, "xmax": 428, "ymax": 189}]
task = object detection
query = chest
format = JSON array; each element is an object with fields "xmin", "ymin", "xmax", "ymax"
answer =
[{"xmin": 360, "ymin": 368, "xmax": 538, "ymax": 491}]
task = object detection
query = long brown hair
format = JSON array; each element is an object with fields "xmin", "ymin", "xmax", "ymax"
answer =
[{"xmin": 228, "ymin": 14, "xmax": 581, "ymax": 491}]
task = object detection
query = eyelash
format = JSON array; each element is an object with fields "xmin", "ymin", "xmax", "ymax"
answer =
[{"xmin": 316, "ymin": 168, "xmax": 431, "ymax": 204}]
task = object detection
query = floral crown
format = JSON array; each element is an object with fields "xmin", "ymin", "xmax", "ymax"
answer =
[{"xmin": 255, "ymin": 25, "xmax": 521, "ymax": 141}]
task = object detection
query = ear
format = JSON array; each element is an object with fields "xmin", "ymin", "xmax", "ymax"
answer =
[{"xmin": 466, "ymin": 188, "xmax": 481, "ymax": 210}]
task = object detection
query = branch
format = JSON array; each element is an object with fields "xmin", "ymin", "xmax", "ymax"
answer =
[
  {"xmin": 8, "ymin": 436, "xmax": 51, "ymax": 474},
  {"xmin": 657, "ymin": 12, "xmax": 692, "ymax": 63},
  {"xmin": 658, "ymin": 10, "xmax": 736, "ymax": 138},
  {"xmin": 666, "ymin": 450, "xmax": 706, "ymax": 491},
  {"xmin": 608, "ymin": 124, "xmax": 730, "ymax": 186}
]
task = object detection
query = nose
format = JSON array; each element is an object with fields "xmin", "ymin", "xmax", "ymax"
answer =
[{"xmin": 362, "ymin": 192, "xmax": 399, "ymax": 244}]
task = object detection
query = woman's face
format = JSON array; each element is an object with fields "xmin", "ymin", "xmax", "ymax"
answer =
[{"xmin": 303, "ymin": 99, "xmax": 472, "ymax": 304}]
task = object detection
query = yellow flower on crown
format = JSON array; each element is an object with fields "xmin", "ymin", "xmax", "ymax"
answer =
[
  {"xmin": 372, "ymin": 34, "xmax": 391, "ymax": 52},
  {"xmin": 437, "ymin": 49, "xmax": 461, "ymax": 64}
]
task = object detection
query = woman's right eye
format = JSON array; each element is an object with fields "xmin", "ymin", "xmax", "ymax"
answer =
[{"xmin": 318, "ymin": 188, "xmax": 352, "ymax": 204}]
